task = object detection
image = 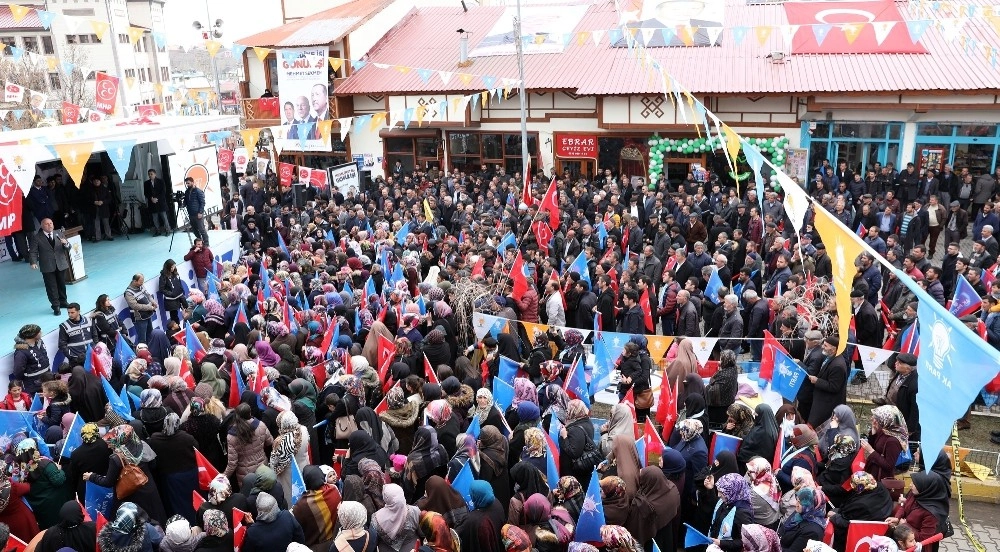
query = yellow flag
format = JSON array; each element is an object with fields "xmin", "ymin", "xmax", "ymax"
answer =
[
  {"xmin": 369, "ymin": 112, "xmax": 386, "ymax": 131},
  {"xmin": 317, "ymin": 119, "xmax": 333, "ymax": 142},
  {"xmin": 423, "ymin": 199, "xmax": 434, "ymax": 222},
  {"xmin": 459, "ymin": 73, "xmax": 474, "ymax": 85},
  {"xmin": 678, "ymin": 25, "xmax": 695, "ymax": 46},
  {"xmin": 414, "ymin": 104, "xmax": 427, "ymax": 126},
  {"xmin": 126, "ymin": 76, "xmax": 136, "ymax": 89},
  {"xmin": 842, "ymin": 23, "xmax": 863, "ymax": 44},
  {"xmin": 54, "ymin": 143, "xmax": 95, "ymax": 188},
  {"xmin": 9, "ymin": 4, "xmax": 30, "ymax": 22},
  {"xmin": 394, "ymin": 65, "xmax": 410, "ymax": 73},
  {"xmin": 520, "ymin": 322, "xmax": 549, "ymax": 344},
  {"xmin": 576, "ymin": 32, "xmax": 590, "ymax": 45},
  {"xmin": 812, "ymin": 206, "xmax": 866, "ymax": 355},
  {"xmin": 46, "ymin": 57, "xmax": 58, "ymax": 71},
  {"xmin": 252, "ymin": 47, "xmax": 270, "ymax": 63},
  {"xmin": 647, "ymin": 336, "xmax": 674, "ymax": 364},
  {"xmin": 754, "ymin": 25, "xmax": 773, "ymax": 45},
  {"xmin": 723, "ymin": 125, "xmax": 741, "ymax": 167},
  {"xmin": 153, "ymin": 82, "xmax": 163, "ymax": 95},
  {"xmin": 128, "ymin": 26, "xmax": 144, "ymax": 45},
  {"xmin": 480, "ymin": 91, "xmax": 489, "ymax": 108},
  {"xmin": 329, "ymin": 58, "xmax": 343, "ymax": 72},
  {"xmin": 90, "ymin": 20, "xmax": 109, "ymax": 41},
  {"xmin": 240, "ymin": 128, "xmax": 259, "ymax": 153},
  {"xmin": 205, "ymin": 40, "xmax": 222, "ymax": 58}
]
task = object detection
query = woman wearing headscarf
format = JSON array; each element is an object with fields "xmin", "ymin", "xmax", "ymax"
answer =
[
  {"xmin": 66, "ymin": 423, "xmax": 111, "ymax": 501},
  {"xmin": 242, "ymin": 492, "xmax": 305, "ymax": 552},
  {"xmin": 602, "ymin": 434, "xmax": 642, "ymax": 495},
  {"xmin": 674, "ymin": 419, "xmax": 709, "ymax": 501},
  {"xmin": 270, "ymin": 410, "xmax": 310, "ymax": 506},
  {"xmin": 471, "ymin": 388, "xmax": 504, "ymax": 433},
  {"xmin": 739, "ymin": 404, "xmax": 778, "ymax": 467},
  {"xmin": 85, "ymin": 425, "xmax": 166, "ymax": 525},
  {"xmin": 776, "ymin": 425, "xmax": 819, "ymax": 492},
  {"xmin": 97, "ymin": 502, "xmax": 162, "ymax": 552},
  {"xmin": 818, "ymin": 404, "xmax": 859, "ymax": 458},
  {"xmin": 507, "ymin": 402, "xmax": 540, "ymax": 469},
  {"xmin": 239, "ymin": 465, "xmax": 287, "ymax": 514},
  {"xmin": 817, "ymin": 434, "xmax": 859, "ymax": 505},
  {"xmin": 888, "ymin": 472, "xmax": 950, "ymax": 552},
  {"xmin": 198, "ymin": 473, "xmax": 251, "ymax": 541},
  {"xmin": 362, "ymin": 321, "xmax": 394, "ymax": 368},
  {"xmin": 705, "ymin": 350, "xmax": 739, "ymax": 429},
  {"xmin": 380, "ymin": 387, "xmax": 419, "ymax": 455},
  {"xmin": 777, "ymin": 486, "xmax": 827, "ymax": 552},
  {"xmin": 708, "ymin": 473, "xmax": 754, "ymax": 551},
  {"xmin": 402, "ymin": 426, "xmax": 448, "ymax": 501},
  {"xmin": 180, "ymin": 398, "xmax": 225, "ymax": 471},
  {"xmin": 224, "ymin": 403, "xmax": 274, "ymax": 487},
  {"xmin": 477, "ymin": 426, "xmax": 511, "ymax": 512},
  {"xmin": 426, "ymin": 399, "xmax": 460, "ymax": 458},
  {"xmin": 741, "ymin": 525, "xmax": 781, "ymax": 552},
  {"xmin": 592, "ymin": 476, "xmax": 628, "ymax": 528},
  {"xmin": 507, "ymin": 378, "xmax": 538, "ymax": 424},
  {"xmin": 447, "ymin": 434, "xmax": 480, "ymax": 482},
  {"xmin": 138, "ymin": 388, "xmax": 168, "ymax": 436},
  {"xmin": 508, "ymin": 461, "xmax": 550, "ymax": 525},
  {"xmin": 356, "ymin": 406, "xmax": 396, "ymax": 459},
  {"xmin": 558, "ymin": 399, "xmax": 598, "ymax": 489},
  {"xmin": 516, "ymin": 428, "xmax": 547, "ymax": 476},
  {"xmin": 198, "ymin": 363, "xmax": 227, "ymax": 400},
  {"xmin": 516, "ymin": 494, "xmax": 573, "ymax": 552},
  {"xmin": 724, "ymin": 402, "xmax": 755, "ymax": 439},
  {"xmin": 745, "ymin": 457, "xmax": 781, "ymax": 530},
  {"xmin": 160, "ymin": 515, "xmax": 203, "ymax": 552},
  {"xmin": 0, "ymin": 473, "xmax": 39, "ymax": 542},
  {"xmin": 15, "ymin": 438, "xmax": 72, "ymax": 529},
  {"xmin": 292, "ymin": 465, "xmax": 342, "ymax": 552},
  {"xmin": 146, "ymin": 329, "xmax": 171, "ymax": 366},
  {"xmin": 147, "ymin": 413, "xmax": 199, "ymax": 524},
  {"xmin": 163, "ymin": 374, "xmax": 195, "ymax": 416},
  {"xmin": 626, "ymin": 466, "xmax": 680, "ymax": 549},
  {"xmin": 254, "ymin": 340, "xmax": 281, "ymax": 368},
  {"xmin": 777, "ymin": 467, "xmax": 819, "ymax": 523},
  {"xmin": 328, "ymin": 501, "xmax": 373, "ymax": 552},
  {"xmin": 371, "ymin": 483, "xmax": 420, "ymax": 552},
  {"xmin": 34, "ymin": 500, "xmax": 95, "ymax": 552},
  {"xmin": 667, "ymin": 339, "xmax": 700, "ymax": 401},
  {"xmin": 599, "ymin": 403, "xmax": 635, "ymax": 457},
  {"xmin": 827, "ymin": 472, "xmax": 894, "ymax": 551},
  {"xmin": 343, "ymin": 430, "xmax": 389, "ymax": 478},
  {"xmin": 457, "ymin": 480, "xmax": 505, "ymax": 552},
  {"xmin": 417, "ymin": 475, "xmax": 469, "ymax": 529},
  {"xmin": 68, "ymin": 366, "xmax": 106, "ymax": 423},
  {"xmin": 550, "ymin": 476, "xmax": 584, "ymax": 522},
  {"xmin": 194, "ymin": 509, "xmax": 230, "ymax": 552},
  {"xmin": 863, "ymin": 405, "xmax": 909, "ymax": 483},
  {"xmin": 420, "ymin": 511, "xmax": 459, "ymax": 552},
  {"xmin": 537, "ymin": 361, "xmax": 566, "ymax": 417}
]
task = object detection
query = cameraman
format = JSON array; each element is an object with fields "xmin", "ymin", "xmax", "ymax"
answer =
[{"xmin": 183, "ymin": 176, "xmax": 210, "ymax": 246}]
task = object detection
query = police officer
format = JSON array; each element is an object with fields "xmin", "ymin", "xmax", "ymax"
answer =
[
  {"xmin": 58, "ymin": 302, "xmax": 97, "ymax": 366},
  {"xmin": 12, "ymin": 324, "xmax": 51, "ymax": 395}
]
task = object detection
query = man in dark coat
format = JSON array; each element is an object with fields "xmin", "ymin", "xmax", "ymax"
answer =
[
  {"xmin": 595, "ymin": 275, "xmax": 616, "ymax": 332},
  {"xmin": 29, "ymin": 218, "xmax": 71, "ymax": 315},
  {"xmin": 882, "ymin": 353, "xmax": 920, "ymax": 441},
  {"xmin": 807, "ymin": 337, "xmax": 849, "ymax": 428},
  {"xmin": 744, "ymin": 290, "xmax": 770, "ymax": 361},
  {"xmin": 143, "ymin": 169, "xmax": 171, "ymax": 236},
  {"xmin": 575, "ymin": 280, "xmax": 598, "ymax": 329},
  {"xmin": 618, "ymin": 290, "xmax": 644, "ymax": 334}
]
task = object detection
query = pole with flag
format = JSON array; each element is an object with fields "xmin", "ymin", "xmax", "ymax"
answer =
[
  {"xmin": 194, "ymin": 448, "xmax": 220, "ymax": 490},
  {"xmin": 573, "ymin": 469, "xmax": 606, "ymax": 542}
]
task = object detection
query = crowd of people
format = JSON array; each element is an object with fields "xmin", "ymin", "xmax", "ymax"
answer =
[{"xmin": 3, "ymin": 156, "xmax": 994, "ymax": 552}]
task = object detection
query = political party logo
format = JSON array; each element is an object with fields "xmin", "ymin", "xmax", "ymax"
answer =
[{"xmin": 185, "ymin": 164, "xmax": 210, "ymax": 190}]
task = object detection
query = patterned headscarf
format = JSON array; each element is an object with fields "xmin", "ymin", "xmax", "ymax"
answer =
[
  {"xmin": 564, "ymin": 399, "xmax": 589, "ymax": 423},
  {"xmin": 104, "ymin": 425, "xmax": 143, "ymax": 465},
  {"xmin": 787, "ymin": 486, "xmax": 828, "ymax": 528},
  {"xmin": 512, "ymin": 378, "xmax": 537, "ymax": 407},
  {"xmin": 790, "ymin": 466, "xmax": 817, "ymax": 489},
  {"xmin": 600, "ymin": 525, "xmax": 644, "ymax": 552},
  {"xmin": 425, "ymin": 399, "xmax": 453, "ymax": 427},
  {"xmin": 678, "ymin": 419, "xmax": 703, "ymax": 442},
  {"xmin": 568, "ymin": 544, "xmax": 599, "ymax": 552},
  {"xmin": 208, "ymin": 474, "xmax": 231, "ymax": 504},
  {"xmin": 716, "ymin": 473, "xmax": 752, "ymax": 507},
  {"xmin": 110, "ymin": 502, "xmax": 139, "ymax": 535},
  {"xmin": 540, "ymin": 360, "xmax": 562, "ymax": 383},
  {"xmin": 553, "ymin": 476, "xmax": 583, "ymax": 501},
  {"xmin": 386, "ymin": 386, "xmax": 407, "ymax": 410},
  {"xmin": 140, "ymin": 388, "xmax": 162, "ymax": 409},
  {"xmin": 81, "ymin": 423, "xmax": 101, "ymax": 444},
  {"xmin": 741, "ymin": 524, "xmax": 781, "ymax": 552},
  {"xmin": 501, "ymin": 524, "xmax": 532, "ymax": 552},
  {"xmin": 340, "ymin": 374, "xmax": 365, "ymax": 401},
  {"xmin": 828, "ymin": 434, "xmax": 858, "ymax": 462},
  {"xmin": 872, "ymin": 405, "xmax": 909, "ymax": 450},
  {"xmin": 522, "ymin": 428, "xmax": 546, "ymax": 458},
  {"xmin": 202, "ymin": 509, "xmax": 229, "ymax": 537},
  {"xmin": 745, "ymin": 457, "xmax": 781, "ymax": 503},
  {"xmin": 850, "ymin": 471, "xmax": 878, "ymax": 493},
  {"xmin": 545, "ymin": 385, "xmax": 570, "ymax": 422},
  {"xmin": 600, "ymin": 476, "xmax": 627, "ymax": 499},
  {"xmin": 563, "ymin": 330, "xmax": 584, "ymax": 347},
  {"xmin": 338, "ymin": 501, "xmax": 368, "ymax": 530}
]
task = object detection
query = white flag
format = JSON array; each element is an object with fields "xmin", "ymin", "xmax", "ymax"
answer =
[
  {"xmin": 856, "ymin": 344, "xmax": 895, "ymax": 376},
  {"xmin": 690, "ymin": 337, "xmax": 720, "ymax": 367},
  {"xmin": 472, "ymin": 312, "xmax": 504, "ymax": 342}
]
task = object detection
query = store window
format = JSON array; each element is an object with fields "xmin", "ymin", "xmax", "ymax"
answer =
[
  {"xmin": 915, "ymin": 123, "xmax": 1000, "ymax": 175},
  {"xmin": 386, "ymin": 135, "xmax": 440, "ymax": 175},
  {"xmin": 801, "ymin": 121, "xmax": 904, "ymax": 179},
  {"xmin": 446, "ymin": 131, "xmax": 538, "ymax": 175}
]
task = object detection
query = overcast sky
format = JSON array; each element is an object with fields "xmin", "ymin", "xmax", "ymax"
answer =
[{"xmin": 163, "ymin": 0, "xmax": 284, "ymax": 48}]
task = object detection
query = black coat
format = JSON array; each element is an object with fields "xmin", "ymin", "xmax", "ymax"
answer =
[
  {"xmin": 596, "ymin": 289, "xmax": 616, "ymax": 332},
  {"xmin": 888, "ymin": 371, "xmax": 920, "ymax": 440},
  {"xmin": 854, "ymin": 301, "xmax": 883, "ymax": 347},
  {"xmin": 807, "ymin": 355, "xmax": 848, "ymax": 428}
]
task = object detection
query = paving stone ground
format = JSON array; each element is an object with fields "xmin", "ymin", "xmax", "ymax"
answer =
[{"xmin": 940, "ymin": 499, "xmax": 998, "ymax": 552}]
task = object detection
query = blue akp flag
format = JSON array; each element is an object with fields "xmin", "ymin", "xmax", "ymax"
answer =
[
  {"xmin": 545, "ymin": 434, "xmax": 560, "ymax": 490},
  {"xmin": 573, "ymin": 469, "xmax": 606, "ymax": 542},
  {"xmin": 59, "ymin": 413, "xmax": 84, "ymax": 459},
  {"xmin": 101, "ymin": 377, "xmax": 134, "ymax": 421},
  {"xmin": 498, "ymin": 355, "xmax": 520, "ymax": 383},
  {"xmin": 466, "ymin": 415, "xmax": 481, "ymax": 439},
  {"xmin": 114, "ymin": 332, "xmax": 136, "ymax": 369},
  {"xmin": 450, "ymin": 461, "xmax": 474, "ymax": 509},
  {"xmin": 364, "ymin": 277, "xmax": 377, "ymax": 305},
  {"xmin": 380, "ymin": 249, "xmax": 391, "ymax": 278},
  {"xmin": 395, "ymin": 221, "xmax": 411, "ymax": 246},
  {"xmin": 894, "ymin": 267, "xmax": 1000, "ymax": 472},
  {"xmin": 770, "ymin": 349, "xmax": 808, "ymax": 401},
  {"xmin": 596, "ymin": 221, "xmax": 608, "ymax": 249},
  {"xmin": 683, "ymin": 523, "xmax": 714, "ymax": 547},
  {"xmin": 342, "ymin": 280, "xmax": 353, "ymax": 297},
  {"xmin": 207, "ymin": 274, "xmax": 220, "ymax": 300},
  {"xmin": 949, "ymin": 275, "xmax": 981, "ymax": 318},
  {"xmin": 492, "ymin": 378, "xmax": 515, "ymax": 412},
  {"xmin": 0, "ymin": 411, "xmax": 50, "ymax": 457},
  {"xmin": 705, "ymin": 267, "xmax": 725, "ymax": 304},
  {"xmin": 497, "ymin": 232, "xmax": 516, "ymax": 253},
  {"xmin": 325, "ymin": 228, "xmax": 336, "ymax": 242},
  {"xmin": 276, "ymin": 231, "xmax": 290, "ymax": 257},
  {"xmin": 417, "ymin": 295, "xmax": 427, "ymax": 315},
  {"xmin": 567, "ymin": 251, "xmax": 591, "ymax": 286},
  {"xmin": 564, "ymin": 357, "xmax": 591, "ymax": 408},
  {"xmin": 85, "ymin": 481, "xmax": 114, "ymax": 521},
  {"xmin": 590, "ymin": 337, "xmax": 614, "ymax": 394},
  {"xmin": 232, "ymin": 302, "xmax": 249, "ymax": 333},
  {"xmin": 29, "ymin": 393, "xmax": 44, "ymax": 412},
  {"xmin": 391, "ymin": 262, "xmax": 404, "ymax": 288},
  {"xmin": 635, "ymin": 437, "xmax": 645, "ymax": 467},
  {"xmin": 289, "ymin": 456, "xmax": 306, "ymax": 505}
]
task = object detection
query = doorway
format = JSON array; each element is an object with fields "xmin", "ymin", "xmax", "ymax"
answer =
[
  {"xmin": 833, "ymin": 142, "xmax": 897, "ymax": 176},
  {"xmin": 619, "ymin": 146, "xmax": 646, "ymax": 181},
  {"xmin": 556, "ymin": 159, "xmax": 595, "ymax": 181}
]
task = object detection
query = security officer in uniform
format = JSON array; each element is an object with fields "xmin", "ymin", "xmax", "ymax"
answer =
[{"xmin": 58, "ymin": 302, "xmax": 97, "ymax": 367}]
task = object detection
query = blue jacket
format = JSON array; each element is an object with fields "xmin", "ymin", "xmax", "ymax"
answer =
[
  {"xmin": 184, "ymin": 186, "xmax": 205, "ymax": 215},
  {"xmin": 242, "ymin": 510, "xmax": 305, "ymax": 552}
]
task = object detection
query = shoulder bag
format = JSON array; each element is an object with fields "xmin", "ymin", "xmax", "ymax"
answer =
[
  {"xmin": 115, "ymin": 455, "xmax": 149, "ymax": 499},
  {"xmin": 335, "ymin": 415, "xmax": 359, "ymax": 440}
]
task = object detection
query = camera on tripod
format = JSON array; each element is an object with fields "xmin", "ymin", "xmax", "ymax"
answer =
[{"xmin": 172, "ymin": 191, "xmax": 186, "ymax": 203}]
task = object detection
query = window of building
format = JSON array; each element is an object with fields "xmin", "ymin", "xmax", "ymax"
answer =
[
  {"xmin": 0, "ymin": 36, "xmax": 14, "ymax": 54},
  {"xmin": 124, "ymin": 68, "xmax": 136, "ymax": 79},
  {"xmin": 118, "ymin": 33, "xmax": 129, "ymax": 44},
  {"xmin": 385, "ymin": 135, "xmax": 440, "ymax": 174},
  {"xmin": 160, "ymin": 67, "xmax": 168, "ymax": 80},
  {"xmin": 445, "ymin": 131, "xmax": 539, "ymax": 175},
  {"xmin": 915, "ymin": 123, "xmax": 1000, "ymax": 175},
  {"xmin": 165, "ymin": 97, "xmax": 173, "ymax": 111},
  {"xmin": 66, "ymin": 34, "xmax": 78, "ymax": 44},
  {"xmin": 801, "ymin": 121, "xmax": 904, "ymax": 182},
  {"xmin": 48, "ymin": 73, "xmax": 60, "ymax": 89},
  {"xmin": 22, "ymin": 36, "xmax": 38, "ymax": 52},
  {"xmin": 139, "ymin": 68, "xmax": 147, "ymax": 81},
  {"xmin": 41, "ymin": 36, "xmax": 53, "ymax": 54}
]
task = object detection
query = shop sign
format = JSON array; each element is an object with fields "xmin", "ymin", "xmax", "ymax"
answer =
[{"xmin": 556, "ymin": 135, "xmax": 597, "ymax": 158}]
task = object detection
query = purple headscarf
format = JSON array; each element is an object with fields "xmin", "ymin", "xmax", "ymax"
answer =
[
  {"xmin": 255, "ymin": 341, "xmax": 281, "ymax": 367},
  {"xmin": 512, "ymin": 377, "xmax": 538, "ymax": 407}
]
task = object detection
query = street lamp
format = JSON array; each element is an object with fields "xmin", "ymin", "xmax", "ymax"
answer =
[{"xmin": 192, "ymin": 16, "xmax": 224, "ymax": 110}]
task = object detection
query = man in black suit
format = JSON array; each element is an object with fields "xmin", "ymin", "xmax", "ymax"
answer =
[
  {"xmin": 29, "ymin": 218, "xmax": 70, "ymax": 315},
  {"xmin": 807, "ymin": 336, "xmax": 849, "ymax": 427},
  {"xmin": 144, "ymin": 169, "xmax": 171, "ymax": 236}
]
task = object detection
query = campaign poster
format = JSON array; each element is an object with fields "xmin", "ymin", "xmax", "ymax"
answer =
[
  {"xmin": 167, "ymin": 145, "xmax": 222, "ymax": 229},
  {"xmin": 329, "ymin": 162, "xmax": 359, "ymax": 194},
  {"xmin": 277, "ymin": 47, "xmax": 330, "ymax": 152}
]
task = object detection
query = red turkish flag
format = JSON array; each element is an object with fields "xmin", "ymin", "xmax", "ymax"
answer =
[
  {"xmin": 533, "ymin": 221, "xmax": 552, "ymax": 255},
  {"xmin": 252, "ymin": 360, "xmax": 267, "ymax": 394},
  {"xmin": 758, "ymin": 330, "xmax": 788, "ymax": 382},
  {"xmin": 640, "ymin": 288, "xmax": 654, "ymax": 332},
  {"xmin": 310, "ymin": 168, "xmax": 328, "ymax": 189},
  {"xmin": 95, "ymin": 513, "xmax": 108, "ymax": 552},
  {"xmin": 228, "ymin": 363, "xmax": 242, "ymax": 409},
  {"xmin": 471, "ymin": 257, "xmax": 485, "ymax": 278},
  {"xmin": 179, "ymin": 358, "xmax": 195, "ymax": 389},
  {"xmin": 137, "ymin": 104, "xmax": 162, "ymax": 117},
  {"xmin": 94, "ymin": 72, "xmax": 119, "ymax": 114},
  {"xmin": 842, "ymin": 448, "xmax": 868, "ymax": 491},
  {"xmin": 233, "ymin": 508, "xmax": 249, "ymax": 552},
  {"xmin": 377, "ymin": 335, "xmax": 395, "ymax": 380},
  {"xmin": 192, "ymin": 490, "xmax": 205, "ymax": 510},
  {"xmin": 217, "ymin": 149, "xmax": 233, "ymax": 172},
  {"xmin": 659, "ymin": 375, "xmax": 680, "ymax": 443},
  {"xmin": 7, "ymin": 535, "xmax": 27, "ymax": 552},
  {"xmin": 509, "ymin": 250, "xmax": 529, "ymax": 301},
  {"xmin": 278, "ymin": 162, "xmax": 295, "ymax": 186},
  {"xmin": 643, "ymin": 416, "xmax": 665, "ymax": 466},
  {"xmin": 195, "ymin": 447, "xmax": 220, "ymax": 489},
  {"xmin": 61, "ymin": 101, "xmax": 80, "ymax": 125},
  {"xmin": 258, "ymin": 97, "xmax": 279, "ymax": 117},
  {"xmin": 540, "ymin": 178, "xmax": 560, "ymax": 230},
  {"xmin": 424, "ymin": 353, "xmax": 439, "ymax": 384},
  {"xmin": 521, "ymin": 175, "xmax": 533, "ymax": 207},
  {"xmin": 374, "ymin": 385, "xmax": 393, "ymax": 414}
]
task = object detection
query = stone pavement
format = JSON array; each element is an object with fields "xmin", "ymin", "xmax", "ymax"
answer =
[{"xmin": 940, "ymin": 499, "xmax": 999, "ymax": 552}]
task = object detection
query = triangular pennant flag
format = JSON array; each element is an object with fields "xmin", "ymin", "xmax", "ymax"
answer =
[
  {"xmin": 855, "ymin": 345, "xmax": 894, "ymax": 377},
  {"xmin": 641, "ymin": 28, "xmax": 656, "ymax": 46},
  {"xmin": 691, "ymin": 337, "xmax": 719, "ymax": 367},
  {"xmin": 54, "ymin": 142, "xmax": 95, "ymax": 188},
  {"xmin": 128, "ymin": 26, "xmax": 144, "ymax": 44},
  {"xmin": 779, "ymin": 24, "xmax": 798, "ymax": 46},
  {"xmin": 841, "ymin": 23, "xmax": 863, "ymax": 44},
  {"xmin": 350, "ymin": 58, "xmax": 367, "ymax": 70},
  {"xmin": 103, "ymin": 139, "xmax": 136, "ymax": 182},
  {"xmin": 253, "ymin": 46, "xmax": 270, "ymax": 62},
  {"xmin": 592, "ymin": 29, "xmax": 605, "ymax": 46},
  {"xmin": 8, "ymin": 4, "xmax": 30, "ymax": 22},
  {"xmin": 89, "ymin": 20, "xmax": 109, "ymax": 41},
  {"xmin": 574, "ymin": 470, "xmax": 606, "ymax": 542},
  {"xmin": 705, "ymin": 26, "xmax": 723, "ymax": 45},
  {"xmin": 905, "ymin": 20, "xmax": 930, "ymax": 43},
  {"xmin": 812, "ymin": 23, "xmax": 832, "ymax": 46},
  {"xmin": 754, "ymin": 25, "xmax": 773, "ymax": 45},
  {"xmin": 812, "ymin": 206, "xmax": 867, "ymax": 355},
  {"xmin": 36, "ymin": 9, "xmax": 56, "ymax": 29},
  {"xmin": 240, "ymin": 128, "xmax": 259, "ymax": 153},
  {"xmin": 205, "ymin": 40, "xmax": 222, "ymax": 58},
  {"xmin": 731, "ymin": 26, "xmax": 748, "ymax": 45},
  {"xmin": 872, "ymin": 21, "xmax": 896, "ymax": 45}
]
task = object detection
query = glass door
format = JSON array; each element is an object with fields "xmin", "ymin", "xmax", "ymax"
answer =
[{"xmin": 834, "ymin": 142, "xmax": 885, "ymax": 176}]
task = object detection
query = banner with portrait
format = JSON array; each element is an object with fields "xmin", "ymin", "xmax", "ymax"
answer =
[{"xmin": 277, "ymin": 47, "xmax": 330, "ymax": 152}]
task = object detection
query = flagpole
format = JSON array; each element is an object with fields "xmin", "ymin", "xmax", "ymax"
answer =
[{"xmin": 513, "ymin": 0, "xmax": 531, "ymax": 194}]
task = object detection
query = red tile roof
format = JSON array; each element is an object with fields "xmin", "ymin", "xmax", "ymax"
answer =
[
  {"xmin": 236, "ymin": 0, "xmax": 394, "ymax": 48},
  {"xmin": 0, "ymin": 5, "xmax": 45, "ymax": 30},
  {"xmin": 335, "ymin": 0, "xmax": 1000, "ymax": 96}
]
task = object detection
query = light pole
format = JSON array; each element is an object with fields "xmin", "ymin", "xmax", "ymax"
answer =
[
  {"xmin": 192, "ymin": 11, "xmax": 223, "ymax": 111},
  {"xmin": 513, "ymin": 0, "xmax": 531, "ymax": 194}
]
